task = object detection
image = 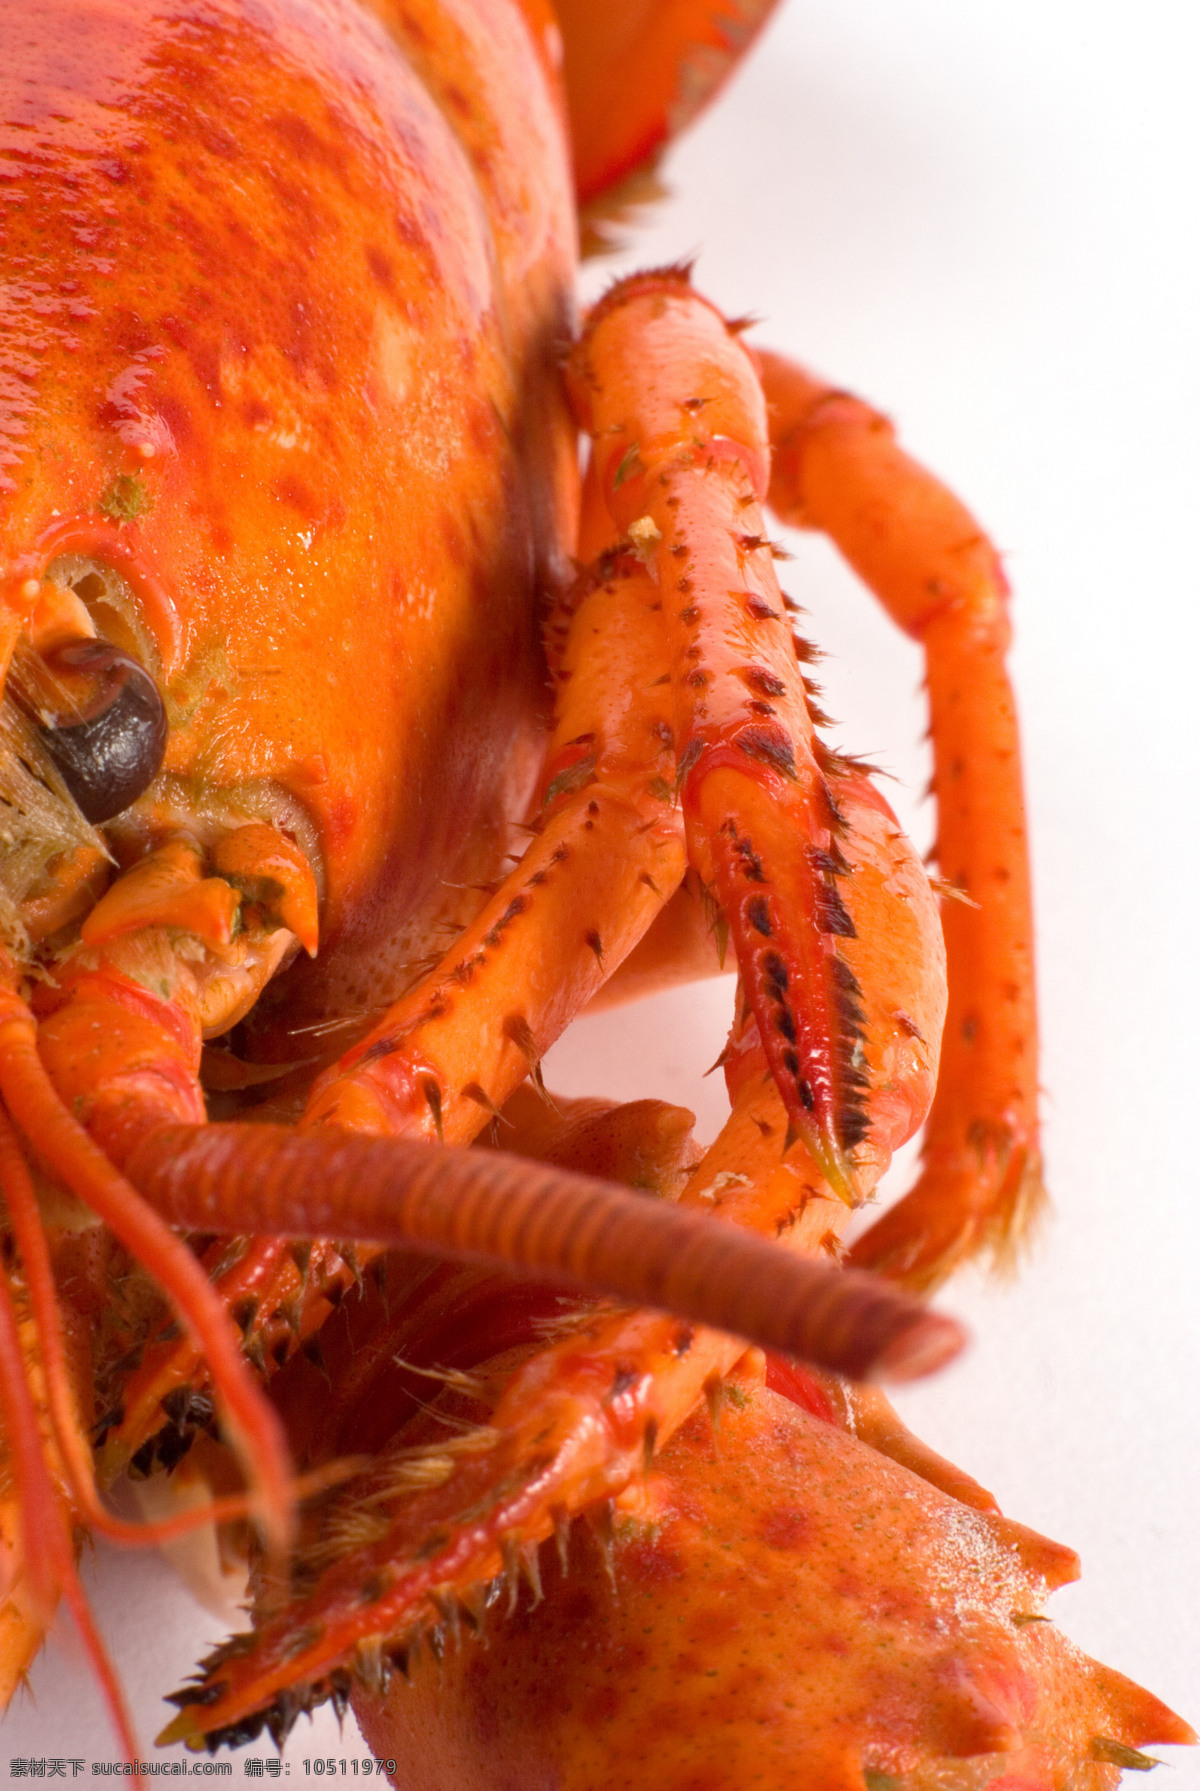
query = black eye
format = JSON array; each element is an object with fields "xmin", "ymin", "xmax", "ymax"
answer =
[{"xmin": 36, "ymin": 638, "xmax": 168, "ymax": 823}]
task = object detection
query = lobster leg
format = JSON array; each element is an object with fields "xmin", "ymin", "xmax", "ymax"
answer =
[
  {"xmin": 757, "ymin": 349, "xmax": 1045, "ymax": 1290},
  {"xmin": 567, "ymin": 268, "xmax": 883, "ymax": 1202},
  {"xmin": 117, "ymin": 728, "xmax": 945, "ymax": 1403},
  {"xmin": 152, "ymin": 1093, "xmax": 927, "ymax": 1746},
  {"xmin": 570, "ymin": 462, "xmax": 728, "ymax": 1012},
  {"xmin": 94, "ymin": 555, "xmax": 692, "ymax": 1458},
  {"xmin": 301, "ymin": 551, "xmax": 687, "ymax": 1138},
  {"xmin": 8, "ymin": 770, "xmax": 950, "ymax": 1472},
  {"xmin": 582, "ymin": 876, "xmax": 726, "ymax": 1009},
  {"xmin": 153, "ymin": 742, "xmax": 952, "ymax": 1747}
]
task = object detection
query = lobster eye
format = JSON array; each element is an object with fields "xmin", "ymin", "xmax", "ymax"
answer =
[{"xmin": 35, "ymin": 638, "xmax": 168, "ymax": 823}]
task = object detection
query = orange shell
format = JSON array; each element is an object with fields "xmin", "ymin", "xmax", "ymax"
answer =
[{"xmin": 355, "ymin": 1373, "xmax": 1193, "ymax": 1790}]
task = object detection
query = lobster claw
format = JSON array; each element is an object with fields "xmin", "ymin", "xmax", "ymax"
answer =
[{"xmin": 352, "ymin": 1357, "xmax": 1196, "ymax": 1790}]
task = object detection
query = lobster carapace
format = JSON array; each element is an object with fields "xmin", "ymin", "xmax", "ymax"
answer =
[{"xmin": 0, "ymin": 0, "xmax": 1191, "ymax": 1779}]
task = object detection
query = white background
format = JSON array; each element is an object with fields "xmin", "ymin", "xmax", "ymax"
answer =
[{"xmin": 7, "ymin": 0, "xmax": 1199, "ymax": 1776}]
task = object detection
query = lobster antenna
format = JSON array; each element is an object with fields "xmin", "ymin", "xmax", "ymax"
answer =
[
  {"xmin": 0, "ymin": 1105, "xmax": 361, "ymax": 1552},
  {"xmin": 0, "ymin": 984, "xmax": 295, "ymax": 1558},
  {"xmin": 123, "ymin": 1122, "xmax": 964, "ymax": 1385},
  {"xmin": 0, "ymin": 1191, "xmax": 138, "ymax": 1761}
]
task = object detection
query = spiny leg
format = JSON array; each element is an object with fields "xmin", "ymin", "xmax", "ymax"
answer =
[
  {"xmin": 103, "ymin": 556, "xmax": 691, "ymax": 1453},
  {"xmin": 153, "ymin": 748, "xmax": 956, "ymax": 1746},
  {"xmin": 124, "ymin": 732, "xmax": 950, "ymax": 1388},
  {"xmin": 21, "ymin": 790, "xmax": 952, "ymax": 1433},
  {"xmin": 153, "ymin": 1096, "xmax": 948, "ymax": 1745},
  {"xmin": 567, "ymin": 269, "xmax": 877, "ymax": 1199},
  {"xmin": 301, "ymin": 550, "xmax": 687, "ymax": 1138},
  {"xmin": 758, "ymin": 349, "xmax": 1044, "ymax": 1290}
]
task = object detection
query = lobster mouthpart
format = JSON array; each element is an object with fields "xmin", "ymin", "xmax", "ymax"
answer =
[{"xmin": 355, "ymin": 1361, "xmax": 1195, "ymax": 1790}]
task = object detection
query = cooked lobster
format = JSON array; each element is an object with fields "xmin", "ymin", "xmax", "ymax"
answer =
[{"xmin": 0, "ymin": 0, "xmax": 1191, "ymax": 1781}]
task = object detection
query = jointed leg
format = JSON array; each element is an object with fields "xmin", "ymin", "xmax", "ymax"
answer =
[
  {"xmin": 157, "ymin": 743, "xmax": 958, "ymax": 1745},
  {"xmin": 302, "ymin": 552, "xmax": 687, "ymax": 1139},
  {"xmin": 567, "ymin": 272, "xmax": 890, "ymax": 1200},
  {"xmin": 758, "ymin": 350, "xmax": 1045, "ymax": 1291},
  {"xmin": 0, "ymin": 268, "xmax": 978, "ymax": 1753}
]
